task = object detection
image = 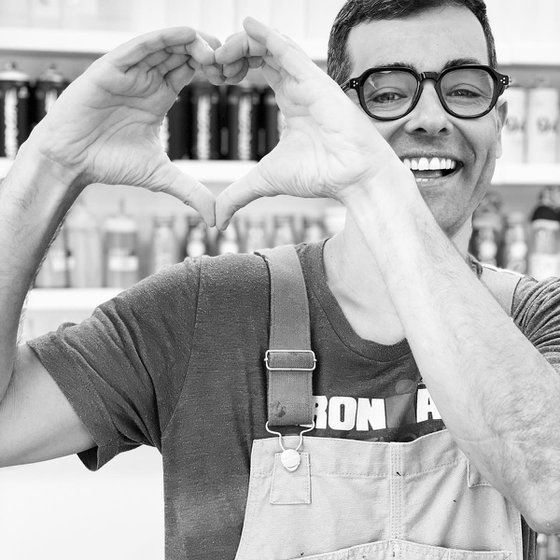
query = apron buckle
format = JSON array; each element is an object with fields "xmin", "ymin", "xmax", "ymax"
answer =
[{"xmin": 265, "ymin": 421, "xmax": 315, "ymax": 472}]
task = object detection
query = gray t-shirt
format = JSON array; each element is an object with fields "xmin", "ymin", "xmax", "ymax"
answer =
[{"xmin": 28, "ymin": 241, "xmax": 557, "ymax": 559}]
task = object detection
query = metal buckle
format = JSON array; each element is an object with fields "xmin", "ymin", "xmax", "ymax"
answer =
[{"xmin": 264, "ymin": 349, "xmax": 317, "ymax": 372}]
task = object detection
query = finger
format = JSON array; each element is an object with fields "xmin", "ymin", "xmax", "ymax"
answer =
[
  {"xmin": 199, "ymin": 31, "xmax": 222, "ymax": 51},
  {"xmin": 103, "ymin": 27, "xmax": 199, "ymax": 71},
  {"xmin": 164, "ymin": 63, "xmax": 196, "ymax": 94},
  {"xmin": 201, "ymin": 64, "xmax": 227, "ymax": 85},
  {"xmin": 154, "ymin": 52, "xmax": 191, "ymax": 77},
  {"xmin": 154, "ymin": 163, "xmax": 216, "ymax": 226},
  {"xmin": 215, "ymin": 31, "xmax": 267, "ymax": 65},
  {"xmin": 243, "ymin": 17, "xmax": 316, "ymax": 81},
  {"xmin": 248, "ymin": 56, "xmax": 264, "ymax": 69},
  {"xmin": 215, "ymin": 164, "xmax": 276, "ymax": 230},
  {"xmin": 222, "ymin": 69, "xmax": 248, "ymax": 85},
  {"xmin": 185, "ymin": 34, "xmax": 215, "ymax": 66},
  {"xmin": 223, "ymin": 58, "xmax": 248, "ymax": 79}
]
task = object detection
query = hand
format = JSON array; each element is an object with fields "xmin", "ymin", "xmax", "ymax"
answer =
[
  {"xmin": 28, "ymin": 27, "xmax": 220, "ymax": 225},
  {"xmin": 213, "ymin": 18, "xmax": 408, "ymax": 229}
]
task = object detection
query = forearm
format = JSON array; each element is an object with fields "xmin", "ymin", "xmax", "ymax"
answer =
[
  {"xmin": 0, "ymin": 138, "xmax": 83, "ymax": 401},
  {"xmin": 344, "ymin": 172, "xmax": 560, "ymax": 532}
]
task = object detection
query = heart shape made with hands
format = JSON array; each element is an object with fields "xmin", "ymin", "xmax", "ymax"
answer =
[{"xmin": 195, "ymin": 17, "xmax": 401, "ymax": 231}]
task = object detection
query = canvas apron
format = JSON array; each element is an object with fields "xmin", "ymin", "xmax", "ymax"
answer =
[{"xmin": 235, "ymin": 246, "xmax": 523, "ymax": 560}]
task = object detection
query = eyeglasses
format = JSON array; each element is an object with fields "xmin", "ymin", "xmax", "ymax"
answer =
[{"xmin": 341, "ymin": 64, "xmax": 511, "ymax": 120}]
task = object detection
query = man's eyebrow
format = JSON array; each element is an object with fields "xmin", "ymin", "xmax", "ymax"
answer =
[
  {"xmin": 384, "ymin": 58, "xmax": 483, "ymax": 71},
  {"xmin": 444, "ymin": 57, "xmax": 483, "ymax": 68}
]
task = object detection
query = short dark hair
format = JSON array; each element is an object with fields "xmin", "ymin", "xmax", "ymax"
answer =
[{"xmin": 327, "ymin": 0, "xmax": 497, "ymax": 85}]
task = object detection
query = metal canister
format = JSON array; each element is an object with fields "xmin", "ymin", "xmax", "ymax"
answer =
[
  {"xmin": 162, "ymin": 86, "xmax": 191, "ymax": 160},
  {"xmin": 262, "ymin": 87, "xmax": 285, "ymax": 156},
  {"xmin": 33, "ymin": 64, "xmax": 69, "ymax": 127},
  {"xmin": 227, "ymin": 83, "xmax": 260, "ymax": 160},
  {"xmin": 0, "ymin": 62, "xmax": 31, "ymax": 159},
  {"xmin": 189, "ymin": 82, "xmax": 221, "ymax": 160}
]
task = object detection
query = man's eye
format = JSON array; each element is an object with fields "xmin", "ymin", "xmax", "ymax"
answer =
[
  {"xmin": 448, "ymin": 87, "xmax": 482, "ymax": 98},
  {"xmin": 370, "ymin": 91, "xmax": 406, "ymax": 104}
]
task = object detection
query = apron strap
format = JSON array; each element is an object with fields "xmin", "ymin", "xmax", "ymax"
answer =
[
  {"xmin": 479, "ymin": 263, "xmax": 522, "ymax": 316},
  {"xmin": 257, "ymin": 245, "xmax": 316, "ymax": 427}
]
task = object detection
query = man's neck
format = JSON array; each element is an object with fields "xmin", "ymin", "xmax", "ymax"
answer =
[{"xmin": 322, "ymin": 216, "xmax": 472, "ymax": 345}]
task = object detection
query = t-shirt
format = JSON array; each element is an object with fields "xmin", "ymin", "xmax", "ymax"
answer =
[{"xmin": 28, "ymin": 240, "xmax": 560, "ymax": 560}]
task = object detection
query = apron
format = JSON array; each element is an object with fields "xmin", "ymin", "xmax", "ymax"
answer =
[{"xmin": 235, "ymin": 247, "xmax": 523, "ymax": 560}]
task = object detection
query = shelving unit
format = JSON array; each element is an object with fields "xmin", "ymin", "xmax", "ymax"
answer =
[
  {"xmin": 1, "ymin": 157, "xmax": 559, "ymax": 187},
  {"xmin": 0, "ymin": 26, "xmax": 332, "ymax": 61}
]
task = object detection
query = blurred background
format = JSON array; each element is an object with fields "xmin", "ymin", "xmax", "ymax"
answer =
[{"xmin": 1, "ymin": 0, "xmax": 560, "ymax": 558}]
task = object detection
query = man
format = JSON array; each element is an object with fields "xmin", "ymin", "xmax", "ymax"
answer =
[{"xmin": 0, "ymin": 1, "xmax": 558, "ymax": 559}]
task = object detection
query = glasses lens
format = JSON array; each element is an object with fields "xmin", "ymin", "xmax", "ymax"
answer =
[
  {"xmin": 440, "ymin": 68, "xmax": 496, "ymax": 116},
  {"xmin": 362, "ymin": 70, "xmax": 417, "ymax": 118}
]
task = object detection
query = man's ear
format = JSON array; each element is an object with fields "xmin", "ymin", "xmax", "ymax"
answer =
[{"xmin": 495, "ymin": 99, "xmax": 508, "ymax": 159}]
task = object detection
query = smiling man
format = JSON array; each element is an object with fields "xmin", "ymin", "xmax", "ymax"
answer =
[{"xmin": 0, "ymin": 1, "xmax": 559, "ymax": 560}]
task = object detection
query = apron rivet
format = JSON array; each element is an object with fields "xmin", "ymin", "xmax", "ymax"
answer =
[{"xmin": 281, "ymin": 448, "xmax": 301, "ymax": 472}]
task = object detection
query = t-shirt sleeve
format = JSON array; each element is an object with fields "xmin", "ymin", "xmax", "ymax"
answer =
[
  {"xmin": 26, "ymin": 258, "xmax": 202, "ymax": 471},
  {"xmin": 512, "ymin": 275, "xmax": 560, "ymax": 368}
]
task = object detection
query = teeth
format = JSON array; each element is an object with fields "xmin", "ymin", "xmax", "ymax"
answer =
[{"xmin": 402, "ymin": 157, "xmax": 458, "ymax": 171}]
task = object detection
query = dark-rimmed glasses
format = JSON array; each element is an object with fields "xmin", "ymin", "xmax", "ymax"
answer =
[{"xmin": 341, "ymin": 64, "xmax": 511, "ymax": 120}]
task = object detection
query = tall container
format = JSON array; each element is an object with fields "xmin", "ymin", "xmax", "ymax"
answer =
[
  {"xmin": 526, "ymin": 86, "xmax": 559, "ymax": 164},
  {"xmin": 500, "ymin": 86, "xmax": 527, "ymax": 164},
  {"xmin": 227, "ymin": 83, "xmax": 260, "ymax": 160},
  {"xmin": 65, "ymin": 199, "xmax": 103, "ymax": 288},
  {"xmin": 190, "ymin": 82, "xmax": 221, "ymax": 160},
  {"xmin": 33, "ymin": 64, "xmax": 69, "ymax": 127},
  {"xmin": 0, "ymin": 63, "xmax": 31, "ymax": 159},
  {"xmin": 103, "ymin": 201, "xmax": 140, "ymax": 288}
]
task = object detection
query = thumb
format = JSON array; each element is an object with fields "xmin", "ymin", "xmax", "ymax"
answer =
[
  {"xmin": 215, "ymin": 163, "xmax": 277, "ymax": 230},
  {"xmin": 151, "ymin": 162, "xmax": 216, "ymax": 227}
]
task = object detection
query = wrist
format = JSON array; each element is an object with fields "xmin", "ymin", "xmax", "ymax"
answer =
[
  {"xmin": 11, "ymin": 137, "xmax": 86, "ymax": 197},
  {"xmin": 341, "ymin": 164, "xmax": 420, "ymax": 219}
]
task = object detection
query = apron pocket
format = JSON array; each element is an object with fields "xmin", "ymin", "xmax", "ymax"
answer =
[{"xmin": 291, "ymin": 539, "xmax": 512, "ymax": 560}]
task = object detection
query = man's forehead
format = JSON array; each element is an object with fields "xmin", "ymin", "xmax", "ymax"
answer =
[{"xmin": 346, "ymin": 5, "xmax": 489, "ymax": 74}]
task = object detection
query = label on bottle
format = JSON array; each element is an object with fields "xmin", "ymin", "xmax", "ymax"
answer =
[
  {"xmin": 529, "ymin": 253, "xmax": 559, "ymax": 280},
  {"xmin": 107, "ymin": 254, "xmax": 139, "ymax": 272}
]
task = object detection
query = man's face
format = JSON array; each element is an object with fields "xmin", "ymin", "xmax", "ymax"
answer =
[{"xmin": 345, "ymin": 5, "xmax": 506, "ymax": 237}]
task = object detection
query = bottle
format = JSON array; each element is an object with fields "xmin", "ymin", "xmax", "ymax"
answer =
[
  {"xmin": 103, "ymin": 200, "xmax": 140, "ymax": 288},
  {"xmin": 301, "ymin": 216, "xmax": 325, "ymax": 243},
  {"xmin": 65, "ymin": 199, "xmax": 103, "ymax": 288},
  {"xmin": 185, "ymin": 216, "xmax": 208, "ymax": 258},
  {"xmin": 163, "ymin": 86, "xmax": 190, "ymax": 160},
  {"xmin": 150, "ymin": 215, "xmax": 180, "ymax": 274},
  {"xmin": 531, "ymin": 186, "xmax": 557, "ymax": 222},
  {"xmin": 500, "ymin": 86, "xmax": 527, "ymax": 164},
  {"xmin": 470, "ymin": 212, "xmax": 502, "ymax": 266},
  {"xmin": 227, "ymin": 82, "xmax": 260, "ymax": 160},
  {"xmin": 189, "ymin": 82, "xmax": 221, "ymax": 160},
  {"xmin": 271, "ymin": 215, "xmax": 296, "ymax": 247},
  {"xmin": 526, "ymin": 83, "xmax": 559, "ymax": 164},
  {"xmin": 0, "ymin": 62, "xmax": 31, "ymax": 159},
  {"xmin": 33, "ymin": 64, "xmax": 69, "ymax": 127},
  {"xmin": 501, "ymin": 212, "xmax": 528, "ymax": 273},
  {"xmin": 244, "ymin": 217, "xmax": 268, "ymax": 253},
  {"xmin": 536, "ymin": 533, "xmax": 547, "ymax": 560},
  {"xmin": 35, "ymin": 226, "xmax": 68, "ymax": 288},
  {"xmin": 547, "ymin": 534, "xmax": 560, "ymax": 560},
  {"xmin": 215, "ymin": 220, "xmax": 241, "ymax": 254},
  {"xmin": 529, "ymin": 219, "xmax": 560, "ymax": 280}
]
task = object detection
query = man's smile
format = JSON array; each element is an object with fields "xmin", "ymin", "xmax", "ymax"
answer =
[{"xmin": 401, "ymin": 156, "xmax": 464, "ymax": 184}]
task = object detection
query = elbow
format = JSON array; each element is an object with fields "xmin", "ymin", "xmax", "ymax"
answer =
[{"xmin": 522, "ymin": 488, "xmax": 560, "ymax": 534}]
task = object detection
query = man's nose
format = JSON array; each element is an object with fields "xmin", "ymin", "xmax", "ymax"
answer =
[{"xmin": 403, "ymin": 82, "xmax": 452, "ymax": 135}]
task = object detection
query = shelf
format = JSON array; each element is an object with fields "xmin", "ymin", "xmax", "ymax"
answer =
[
  {"xmin": 0, "ymin": 27, "xmax": 136, "ymax": 56},
  {"xmin": 2, "ymin": 158, "xmax": 559, "ymax": 187},
  {"xmin": 491, "ymin": 162, "xmax": 560, "ymax": 186},
  {"xmin": 0, "ymin": 27, "xmax": 330, "ymax": 60},
  {"xmin": 26, "ymin": 288, "xmax": 121, "ymax": 311}
]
